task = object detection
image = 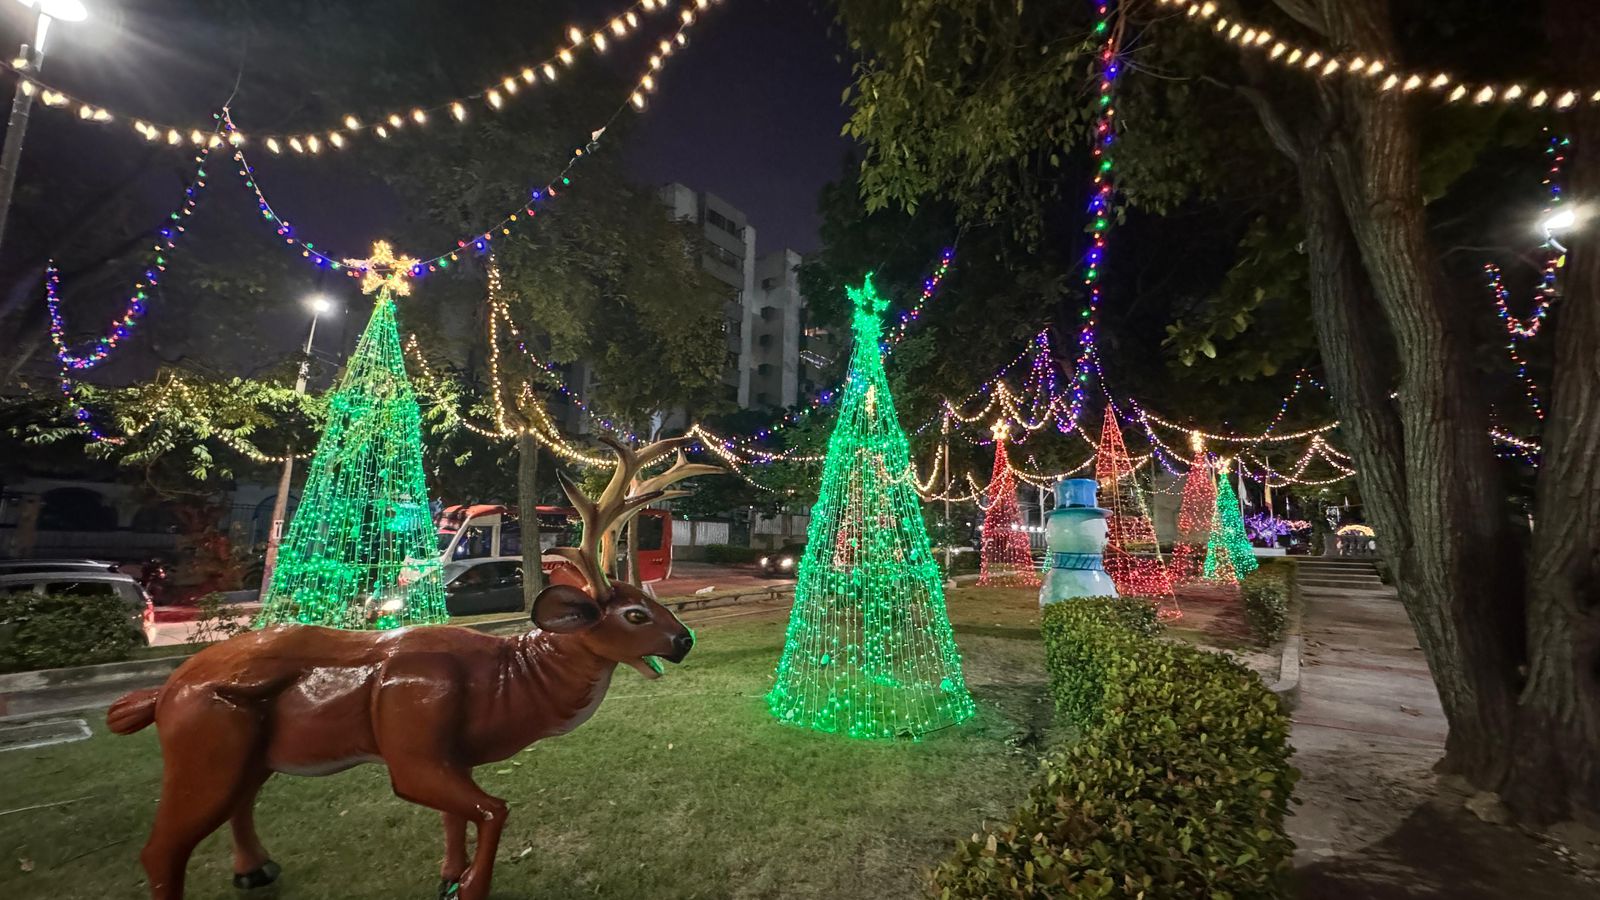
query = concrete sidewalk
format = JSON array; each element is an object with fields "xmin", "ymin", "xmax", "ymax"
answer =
[
  {"xmin": 1288, "ymin": 576, "xmax": 1446, "ymax": 863},
  {"xmin": 1287, "ymin": 571, "xmax": 1596, "ymax": 896}
]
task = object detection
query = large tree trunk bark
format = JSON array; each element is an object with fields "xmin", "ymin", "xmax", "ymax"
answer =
[
  {"xmin": 1503, "ymin": 0, "xmax": 1600, "ymax": 824},
  {"xmin": 1309, "ymin": 0, "xmax": 1525, "ymax": 788},
  {"xmin": 517, "ymin": 430, "xmax": 545, "ymax": 613}
]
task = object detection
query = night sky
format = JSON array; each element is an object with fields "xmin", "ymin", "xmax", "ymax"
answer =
[{"xmin": 625, "ymin": 0, "xmax": 854, "ymax": 255}]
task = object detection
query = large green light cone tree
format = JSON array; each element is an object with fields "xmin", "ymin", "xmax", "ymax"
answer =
[
  {"xmin": 768, "ymin": 276, "xmax": 975, "ymax": 739},
  {"xmin": 258, "ymin": 244, "xmax": 447, "ymax": 630}
]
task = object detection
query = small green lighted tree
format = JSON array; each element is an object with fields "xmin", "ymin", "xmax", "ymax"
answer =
[
  {"xmin": 767, "ymin": 275, "xmax": 975, "ymax": 739},
  {"xmin": 1204, "ymin": 462, "xmax": 1259, "ymax": 583},
  {"xmin": 257, "ymin": 242, "xmax": 447, "ymax": 630}
]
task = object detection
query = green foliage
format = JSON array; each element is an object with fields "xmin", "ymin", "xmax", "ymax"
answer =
[
  {"xmin": 932, "ymin": 598, "xmax": 1297, "ymax": 898},
  {"xmin": 10, "ymin": 369, "xmax": 324, "ymax": 488},
  {"xmin": 186, "ymin": 592, "xmax": 251, "ymax": 645},
  {"xmin": 702, "ymin": 544, "xmax": 765, "ymax": 565},
  {"xmin": 1241, "ymin": 567, "xmax": 1291, "ymax": 646},
  {"xmin": 0, "ymin": 592, "xmax": 143, "ymax": 674}
]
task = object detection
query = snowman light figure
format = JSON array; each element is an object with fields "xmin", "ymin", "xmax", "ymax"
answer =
[{"xmin": 1039, "ymin": 477, "xmax": 1119, "ymax": 606}]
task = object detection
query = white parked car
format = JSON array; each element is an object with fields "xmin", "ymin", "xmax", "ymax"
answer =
[{"xmin": 0, "ymin": 570, "xmax": 155, "ymax": 646}]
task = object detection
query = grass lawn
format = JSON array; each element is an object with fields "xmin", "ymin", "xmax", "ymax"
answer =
[{"xmin": 0, "ymin": 587, "xmax": 1053, "ymax": 900}]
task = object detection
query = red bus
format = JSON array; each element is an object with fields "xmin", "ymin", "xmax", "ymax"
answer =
[{"xmin": 434, "ymin": 504, "xmax": 674, "ymax": 588}]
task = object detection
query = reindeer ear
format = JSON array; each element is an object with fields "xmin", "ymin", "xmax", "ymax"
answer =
[{"xmin": 531, "ymin": 584, "xmax": 602, "ymax": 633}]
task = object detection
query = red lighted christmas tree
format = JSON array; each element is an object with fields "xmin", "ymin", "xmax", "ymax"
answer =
[
  {"xmin": 1095, "ymin": 413, "xmax": 1180, "ymax": 618},
  {"xmin": 1171, "ymin": 443, "xmax": 1217, "ymax": 584},
  {"xmin": 979, "ymin": 421, "xmax": 1040, "ymax": 587}
]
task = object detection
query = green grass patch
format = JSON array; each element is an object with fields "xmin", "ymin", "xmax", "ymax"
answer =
[{"xmin": 0, "ymin": 587, "xmax": 1050, "ymax": 899}]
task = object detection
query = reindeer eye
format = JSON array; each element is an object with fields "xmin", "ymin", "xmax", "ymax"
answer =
[{"xmin": 623, "ymin": 609, "xmax": 650, "ymax": 625}]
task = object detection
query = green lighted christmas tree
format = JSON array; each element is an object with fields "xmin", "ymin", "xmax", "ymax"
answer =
[
  {"xmin": 767, "ymin": 275, "xmax": 975, "ymax": 739},
  {"xmin": 1203, "ymin": 461, "xmax": 1259, "ymax": 583},
  {"xmin": 257, "ymin": 242, "xmax": 447, "ymax": 630}
]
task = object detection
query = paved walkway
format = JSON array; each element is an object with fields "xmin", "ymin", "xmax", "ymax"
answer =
[
  {"xmin": 1289, "ymin": 578, "xmax": 1446, "ymax": 863},
  {"xmin": 1288, "ymin": 571, "xmax": 1596, "ymax": 897}
]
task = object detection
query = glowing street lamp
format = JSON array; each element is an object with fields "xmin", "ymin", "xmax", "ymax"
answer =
[
  {"xmin": 0, "ymin": 0, "xmax": 91, "ymax": 249},
  {"xmin": 260, "ymin": 294, "xmax": 341, "ymax": 596}
]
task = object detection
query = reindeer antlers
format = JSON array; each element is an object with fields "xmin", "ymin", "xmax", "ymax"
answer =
[{"xmin": 553, "ymin": 435, "xmax": 726, "ymax": 595}]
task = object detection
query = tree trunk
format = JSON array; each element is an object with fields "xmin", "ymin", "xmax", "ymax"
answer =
[
  {"xmin": 1502, "ymin": 0, "xmax": 1600, "ymax": 823},
  {"xmin": 517, "ymin": 430, "xmax": 545, "ymax": 613},
  {"xmin": 1305, "ymin": 0, "xmax": 1526, "ymax": 789}
]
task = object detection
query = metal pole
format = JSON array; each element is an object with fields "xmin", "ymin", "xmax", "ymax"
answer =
[
  {"xmin": 0, "ymin": 15, "xmax": 51, "ymax": 251},
  {"xmin": 258, "ymin": 312, "xmax": 320, "ymax": 596}
]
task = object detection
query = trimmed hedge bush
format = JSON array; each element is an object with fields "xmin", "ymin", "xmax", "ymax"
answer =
[
  {"xmin": 1241, "ymin": 567, "xmax": 1291, "ymax": 645},
  {"xmin": 0, "ymin": 592, "xmax": 143, "ymax": 673},
  {"xmin": 932, "ymin": 598, "xmax": 1297, "ymax": 899},
  {"xmin": 701, "ymin": 544, "xmax": 765, "ymax": 565}
]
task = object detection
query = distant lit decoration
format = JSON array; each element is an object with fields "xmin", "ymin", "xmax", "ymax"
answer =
[
  {"xmin": 1244, "ymin": 513, "xmax": 1309, "ymax": 547},
  {"xmin": 1203, "ymin": 460, "xmax": 1258, "ymax": 583},
  {"xmin": 1095, "ymin": 413, "xmax": 1180, "ymax": 619},
  {"xmin": 1157, "ymin": 0, "xmax": 1600, "ymax": 113},
  {"xmin": 978, "ymin": 420, "xmax": 1041, "ymax": 588},
  {"xmin": 256, "ymin": 242, "xmax": 447, "ymax": 630},
  {"xmin": 1336, "ymin": 524, "xmax": 1375, "ymax": 537},
  {"xmin": 767, "ymin": 275, "xmax": 976, "ymax": 740},
  {"xmin": 1171, "ymin": 441, "xmax": 1216, "ymax": 583}
]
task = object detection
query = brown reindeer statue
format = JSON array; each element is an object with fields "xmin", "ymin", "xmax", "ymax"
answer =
[{"xmin": 106, "ymin": 435, "xmax": 720, "ymax": 900}]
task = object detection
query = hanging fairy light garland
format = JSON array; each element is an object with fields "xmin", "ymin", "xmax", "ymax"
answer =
[
  {"xmin": 1065, "ymin": 0, "xmax": 1125, "ymax": 429},
  {"xmin": 0, "ymin": 0, "xmax": 694, "ymax": 155},
  {"xmin": 1482, "ymin": 132, "xmax": 1569, "ymax": 422},
  {"xmin": 1155, "ymin": 0, "xmax": 1600, "ymax": 112},
  {"xmin": 221, "ymin": 2, "xmax": 711, "ymax": 278},
  {"xmin": 47, "ymin": 146, "xmax": 213, "ymax": 371}
]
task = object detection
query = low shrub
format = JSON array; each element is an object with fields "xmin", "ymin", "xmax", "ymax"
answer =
[
  {"xmin": 186, "ymin": 592, "xmax": 251, "ymax": 644},
  {"xmin": 1241, "ymin": 567, "xmax": 1291, "ymax": 645},
  {"xmin": 0, "ymin": 592, "xmax": 143, "ymax": 673},
  {"xmin": 933, "ymin": 598, "xmax": 1297, "ymax": 899},
  {"xmin": 702, "ymin": 544, "xmax": 765, "ymax": 565}
]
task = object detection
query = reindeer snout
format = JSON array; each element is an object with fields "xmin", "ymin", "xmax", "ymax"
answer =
[{"xmin": 666, "ymin": 631, "xmax": 694, "ymax": 663}]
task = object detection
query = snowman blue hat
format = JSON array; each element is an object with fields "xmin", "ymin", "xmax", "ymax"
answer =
[{"xmin": 1055, "ymin": 478, "xmax": 1101, "ymax": 509}]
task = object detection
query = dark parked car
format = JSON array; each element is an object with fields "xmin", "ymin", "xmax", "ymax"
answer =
[
  {"xmin": 760, "ymin": 543, "xmax": 806, "ymax": 578},
  {"xmin": 442, "ymin": 557, "xmax": 525, "ymax": 616}
]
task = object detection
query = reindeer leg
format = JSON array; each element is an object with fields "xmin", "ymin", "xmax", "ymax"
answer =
[
  {"xmin": 229, "ymin": 769, "xmax": 280, "ymax": 889},
  {"xmin": 388, "ymin": 762, "xmax": 507, "ymax": 900},
  {"xmin": 141, "ymin": 697, "xmax": 264, "ymax": 899},
  {"xmin": 438, "ymin": 812, "xmax": 469, "ymax": 898}
]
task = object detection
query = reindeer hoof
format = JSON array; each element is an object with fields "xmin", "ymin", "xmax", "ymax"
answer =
[
  {"xmin": 233, "ymin": 859, "xmax": 281, "ymax": 889},
  {"xmin": 438, "ymin": 878, "xmax": 462, "ymax": 899}
]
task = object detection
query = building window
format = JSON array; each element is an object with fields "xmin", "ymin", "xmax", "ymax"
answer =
[
  {"xmin": 705, "ymin": 244, "xmax": 741, "ymax": 270},
  {"xmin": 706, "ymin": 209, "xmax": 742, "ymax": 238},
  {"xmin": 761, "ymin": 277, "xmax": 776, "ymax": 290}
]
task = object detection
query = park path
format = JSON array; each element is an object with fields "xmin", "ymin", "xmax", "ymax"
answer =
[
  {"xmin": 1287, "ymin": 560, "xmax": 1595, "ymax": 898},
  {"xmin": 1287, "ymin": 560, "xmax": 1447, "ymax": 863}
]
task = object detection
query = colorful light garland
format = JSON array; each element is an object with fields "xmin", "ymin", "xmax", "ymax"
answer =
[
  {"xmin": 1066, "ymin": 0, "xmax": 1123, "ymax": 428},
  {"xmin": 767, "ymin": 275, "xmax": 976, "ymax": 739},
  {"xmin": 46, "ymin": 147, "xmax": 212, "ymax": 372},
  {"xmin": 219, "ymin": 1, "xmax": 710, "ymax": 278},
  {"xmin": 1156, "ymin": 0, "xmax": 1600, "ymax": 113},
  {"xmin": 1, "ymin": 0, "xmax": 692, "ymax": 154}
]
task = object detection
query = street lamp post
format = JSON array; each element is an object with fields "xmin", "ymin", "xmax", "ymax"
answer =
[
  {"xmin": 258, "ymin": 295, "xmax": 333, "ymax": 598},
  {"xmin": 0, "ymin": 0, "xmax": 89, "ymax": 250}
]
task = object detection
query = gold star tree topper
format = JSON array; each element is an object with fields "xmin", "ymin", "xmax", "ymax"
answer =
[
  {"xmin": 344, "ymin": 240, "xmax": 419, "ymax": 297},
  {"xmin": 992, "ymin": 419, "xmax": 1011, "ymax": 442}
]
